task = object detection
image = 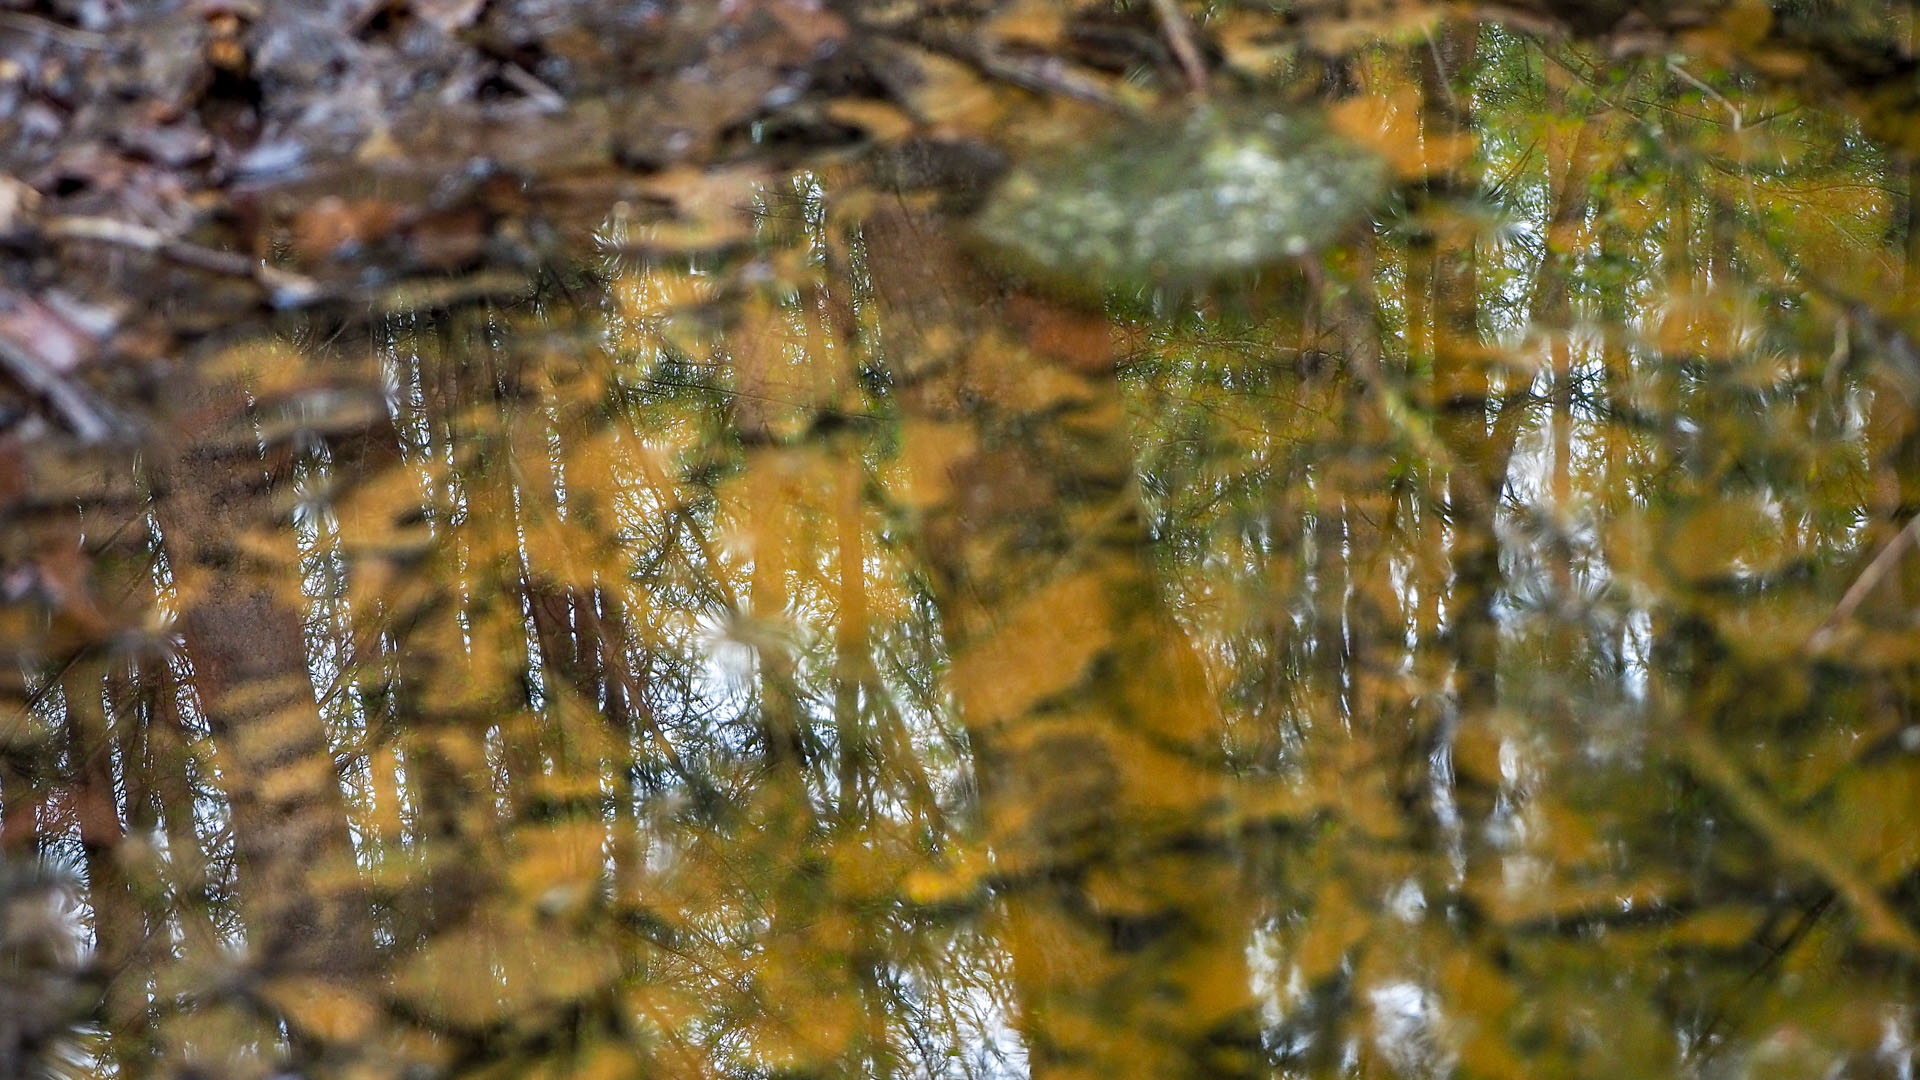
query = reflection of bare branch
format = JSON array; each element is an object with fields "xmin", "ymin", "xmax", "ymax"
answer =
[
  {"xmin": 42, "ymin": 217, "xmax": 322, "ymax": 307},
  {"xmin": 1684, "ymin": 890, "xmax": 1836, "ymax": 1073},
  {"xmin": 973, "ymin": 49, "xmax": 1131, "ymax": 111},
  {"xmin": 1808, "ymin": 512, "xmax": 1920, "ymax": 652},
  {"xmin": 1680, "ymin": 726, "xmax": 1920, "ymax": 959},
  {"xmin": 44, "ymin": 218, "xmax": 538, "ymax": 316},
  {"xmin": 1148, "ymin": 0, "xmax": 1209, "ymax": 97},
  {"xmin": 1666, "ymin": 60, "xmax": 1744, "ymax": 130},
  {"xmin": 1325, "ymin": 281, "xmax": 1465, "ymax": 495}
]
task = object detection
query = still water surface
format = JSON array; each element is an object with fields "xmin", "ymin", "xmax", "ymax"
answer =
[{"xmin": 2, "ymin": 22, "xmax": 1918, "ymax": 1080}]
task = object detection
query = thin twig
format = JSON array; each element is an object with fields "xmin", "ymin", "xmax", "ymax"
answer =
[
  {"xmin": 1148, "ymin": 0, "xmax": 1209, "ymax": 97},
  {"xmin": 42, "ymin": 216, "xmax": 324, "ymax": 307},
  {"xmin": 1679, "ymin": 725, "xmax": 1920, "ymax": 959},
  {"xmin": 974, "ymin": 49, "xmax": 1134, "ymax": 112},
  {"xmin": 0, "ymin": 336, "xmax": 118, "ymax": 442},
  {"xmin": 1667, "ymin": 59, "xmax": 1745, "ymax": 131},
  {"xmin": 0, "ymin": 11, "xmax": 110, "ymax": 50},
  {"xmin": 499, "ymin": 62, "xmax": 566, "ymax": 113},
  {"xmin": 1683, "ymin": 889, "xmax": 1836, "ymax": 1072},
  {"xmin": 1807, "ymin": 511, "xmax": 1920, "ymax": 651}
]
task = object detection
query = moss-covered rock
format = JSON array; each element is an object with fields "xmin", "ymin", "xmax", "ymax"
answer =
[{"xmin": 971, "ymin": 106, "xmax": 1387, "ymax": 292}]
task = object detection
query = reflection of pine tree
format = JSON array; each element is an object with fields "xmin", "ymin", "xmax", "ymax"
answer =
[{"xmin": 0, "ymin": 859, "xmax": 93, "ymax": 1080}]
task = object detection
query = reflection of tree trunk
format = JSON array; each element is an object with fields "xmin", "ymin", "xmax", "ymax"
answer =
[
  {"xmin": 1399, "ymin": 28, "xmax": 1521, "ymax": 868},
  {"xmin": 1532, "ymin": 75, "xmax": 1597, "ymax": 761},
  {"xmin": 0, "ymin": 745, "xmax": 39, "ymax": 857},
  {"xmin": 1423, "ymin": 27, "xmax": 1504, "ymax": 726},
  {"xmin": 584, "ymin": 592, "xmax": 647, "ymax": 914},
  {"xmin": 863, "ymin": 205, "xmax": 1260, "ymax": 1080},
  {"xmin": 383, "ymin": 316, "xmax": 512, "ymax": 943},
  {"xmin": 1312, "ymin": 469, "xmax": 1350, "ymax": 722},
  {"xmin": 1539, "ymin": 75, "xmax": 1593, "ymax": 592},
  {"xmin": 150, "ymin": 368, "xmax": 371, "ymax": 995},
  {"xmin": 141, "ymin": 657, "xmax": 224, "ymax": 959},
  {"xmin": 61, "ymin": 657, "xmax": 149, "ymax": 1067},
  {"xmin": 1863, "ymin": 151, "xmax": 1920, "ymax": 731},
  {"xmin": 833, "ymin": 454, "xmax": 870, "ymax": 827}
]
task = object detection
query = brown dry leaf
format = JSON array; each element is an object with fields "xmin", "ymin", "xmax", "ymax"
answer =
[
  {"xmin": 221, "ymin": 681, "xmax": 326, "ymax": 760},
  {"xmin": 16, "ymin": 540, "xmax": 110, "ymax": 634},
  {"xmin": 983, "ymin": 0, "xmax": 1067, "ymax": 49},
  {"xmin": 1531, "ymin": 797, "xmax": 1606, "ymax": 865},
  {"xmin": 392, "ymin": 928, "xmax": 506, "ymax": 1028},
  {"xmin": 753, "ymin": 0, "xmax": 848, "ymax": 53},
  {"xmin": 1329, "ymin": 88, "xmax": 1474, "ymax": 180},
  {"xmin": 890, "ymin": 420, "xmax": 977, "ymax": 510},
  {"xmin": 962, "ymin": 333, "xmax": 1094, "ymax": 413},
  {"xmin": 406, "ymin": 208, "xmax": 489, "ymax": 272},
  {"xmin": 1664, "ymin": 906, "xmax": 1768, "ymax": 950},
  {"xmin": 253, "ymin": 752, "xmax": 338, "ymax": 806},
  {"xmin": 1822, "ymin": 759, "xmax": 1920, "ymax": 886},
  {"xmin": 1746, "ymin": 46, "xmax": 1809, "ymax": 79},
  {"xmin": 1449, "ymin": 721, "xmax": 1505, "ymax": 788},
  {"xmin": 893, "ymin": 50, "xmax": 1006, "ymax": 133},
  {"xmin": 901, "ymin": 861, "xmax": 970, "ymax": 907},
  {"xmin": 411, "ymin": 0, "xmax": 486, "ymax": 32},
  {"xmin": 1240, "ymin": 779, "xmax": 1319, "ymax": 825},
  {"xmin": 1007, "ymin": 293, "xmax": 1112, "ymax": 373},
  {"xmin": 1663, "ymin": 496, "xmax": 1779, "ymax": 584},
  {"xmin": 1719, "ymin": 0, "xmax": 1775, "ymax": 47},
  {"xmin": 1437, "ymin": 953, "xmax": 1526, "ymax": 1080},
  {"xmin": 1302, "ymin": 2, "xmax": 1441, "ymax": 53},
  {"xmin": 632, "ymin": 167, "xmax": 766, "ymax": 253},
  {"xmin": 353, "ymin": 125, "xmax": 404, "ymax": 164},
  {"xmin": 1295, "ymin": 878, "xmax": 1369, "ymax": 981},
  {"xmin": 511, "ymin": 821, "xmax": 609, "ymax": 905},
  {"xmin": 1474, "ymin": 873, "xmax": 1676, "ymax": 927},
  {"xmin": 823, "ymin": 99, "xmax": 918, "ymax": 143},
  {"xmin": 615, "ymin": 262, "xmax": 721, "ymax": 329},
  {"xmin": 1680, "ymin": 0, "xmax": 1770, "ymax": 61},
  {"xmin": 948, "ymin": 572, "xmax": 1113, "ymax": 728},
  {"xmin": 0, "ymin": 442, "xmax": 26, "ymax": 505},
  {"xmin": 364, "ymin": 745, "xmax": 406, "ymax": 839},
  {"xmin": 394, "ymin": 918, "xmax": 620, "ymax": 1022},
  {"xmin": 259, "ymin": 978, "xmax": 378, "ymax": 1042},
  {"xmin": 1215, "ymin": 12, "xmax": 1294, "ymax": 76},
  {"xmin": 0, "ymin": 292, "xmax": 101, "ymax": 375},
  {"xmin": 0, "ymin": 174, "xmax": 41, "ymax": 237},
  {"xmin": 290, "ymin": 197, "xmax": 398, "ymax": 261},
  {"xmin": 552, "ymin": 1045, "xmax": 644, "ymax": 1080},
  {"xmin": 1653, "ymin": 286, "xmax": 1740, "ymax": 358}
]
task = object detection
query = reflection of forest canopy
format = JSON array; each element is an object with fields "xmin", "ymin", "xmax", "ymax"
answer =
[{"xmin": 2, "ymin": 3, "xmax": 1920, "ymax": 1079}]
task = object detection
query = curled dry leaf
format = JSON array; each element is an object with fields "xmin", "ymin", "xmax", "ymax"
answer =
[
  {"xmin": 0, "ymin": 175, "xmax": 42, "ymax": 239},
  {"xmin": 411, "ymin": 0, "xmax": 486, "ymax": 33},
  {"xmin": 289, "ymin": 196, "xmax": 400, "ymax": 261}
]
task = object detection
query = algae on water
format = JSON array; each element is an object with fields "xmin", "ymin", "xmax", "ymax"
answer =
[{"xmin": 971, "ymin": 107, "xmax": 1388, "ymax": 291}]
